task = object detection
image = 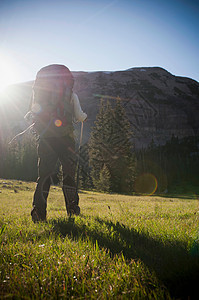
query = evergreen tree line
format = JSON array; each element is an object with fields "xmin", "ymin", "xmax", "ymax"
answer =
[
  {"xmin": 1, "ymin": 99, "xmax": 199, "ymax": 194},
  {"xmin": 78, "ymin": 100, "xmax": 199, "ymax": 194},
  {"xmin": 135, "ymin": 135, "xmax": 199, "ymax": 193},
  {"xmin": 0, "ymin": 134, "xmax": 38, "ymax": 181}
]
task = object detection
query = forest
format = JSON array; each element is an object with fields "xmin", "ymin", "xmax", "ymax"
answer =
[{"xmin": 1, "ymin": 99, "xmax": 199, "ymax": 195}]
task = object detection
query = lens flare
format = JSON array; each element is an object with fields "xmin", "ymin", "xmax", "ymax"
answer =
[
  {"xmin": 134, "ymin": 173, "xmax": 158, "ymax": 195},
  {"xmin": 54, "ymin": 119, "xmax": 62, "ymax": 127}
]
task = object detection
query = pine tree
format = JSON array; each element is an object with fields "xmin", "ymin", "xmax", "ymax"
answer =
[
  {"xmin": 89, "ymin": 99, "xmax": 113, "ymax": 188},
  {"xmin": 110, "ymin": 99, "xmax": 136, "ymax": 193},
  {"xmin": 89, "ymin": 98, "xmax": 135, "ymax": 194},
  {"xmin": 97, "ymin": 164, "xmax": 111, "ymax": 192}
]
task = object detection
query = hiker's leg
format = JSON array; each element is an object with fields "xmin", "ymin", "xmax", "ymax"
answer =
[
  {"xmin": 62, "ymin": 177, "xmax": 80, "ymax": 216},
  {"xmin": 58, "ymin": 136, "xmax": 80, "ymax": 216},
  {"xmin": 32, "ymin": 138, "xmax": 58, "ymax": 222}
]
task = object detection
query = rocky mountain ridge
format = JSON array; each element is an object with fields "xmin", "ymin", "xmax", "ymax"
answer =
[
  {"xmin": 72, "ymin": 66, "xmax": 199, "ymax": 148},
  {"xmin": 0, "ymin": 66, "xmax": 199, "ymax": 149}
]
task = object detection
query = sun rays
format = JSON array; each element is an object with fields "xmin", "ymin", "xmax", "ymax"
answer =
[{"xmin": 0, "ymin": 53, "xmax": 21, "ymax": 93}]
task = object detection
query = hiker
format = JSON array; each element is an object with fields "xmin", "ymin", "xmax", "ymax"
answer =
[{"xmin": 27, "ymin": 64, "xmax": 87, "ymax": 222}]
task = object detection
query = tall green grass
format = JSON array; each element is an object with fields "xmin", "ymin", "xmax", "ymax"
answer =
[{"xmin": 0, "ymin": 179, "xmax": 198, "ymax": 299}]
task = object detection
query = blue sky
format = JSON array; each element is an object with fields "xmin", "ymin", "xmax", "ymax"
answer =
[{"xmin": 0, "ymin": 0, "xmax": 198, "ymax": 89}]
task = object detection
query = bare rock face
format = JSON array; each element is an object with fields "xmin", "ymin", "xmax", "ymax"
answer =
[
  {"xmin": 0, "ymin": 67, "xmax": 199, "ymax": 149},
  {"xmin": 72, "ymin": 67, "xmax": 199, "ymax": 148}
]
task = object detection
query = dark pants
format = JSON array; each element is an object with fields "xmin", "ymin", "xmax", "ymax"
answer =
[{"xmin": 33, "ymin": 136, "xmax": 79, "ymax": 218}]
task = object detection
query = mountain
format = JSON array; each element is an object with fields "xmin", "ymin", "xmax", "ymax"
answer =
[{"xmin": 0, "ymin": 67, "xmax": 199, "ymax": 148}]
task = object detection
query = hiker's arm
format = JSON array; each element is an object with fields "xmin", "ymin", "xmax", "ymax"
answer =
[{"xmin": 72, "ymin": 93, "xmax": 87, "ymax": 122}]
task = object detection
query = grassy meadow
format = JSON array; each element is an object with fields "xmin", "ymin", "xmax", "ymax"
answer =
[{"xmin": 0, "ymin": 179, "xmax": 199, "ymax": 299}]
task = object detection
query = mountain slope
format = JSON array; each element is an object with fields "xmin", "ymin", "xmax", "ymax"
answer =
[{"xmin": 0, "ymin": 67, "xmax": 198, "ymax": 148}]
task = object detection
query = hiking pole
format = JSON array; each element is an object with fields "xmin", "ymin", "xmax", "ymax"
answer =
[
  {"xmin": 8, "ymin": 123, "xmax": 35, "ymax": 145},
  {"xmin": 76, "ymin": 121, "xmax": 84, "ymax": 192}
]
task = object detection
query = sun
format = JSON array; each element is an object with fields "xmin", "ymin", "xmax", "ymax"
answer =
[{"xmin": 0, "ymin": 54, "xmax": 20, "ymax": 92}]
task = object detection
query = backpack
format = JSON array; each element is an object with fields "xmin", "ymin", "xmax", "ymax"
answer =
[{"xmin": 30, "ymin": 64, "xmax": 74, "ymax": 136}]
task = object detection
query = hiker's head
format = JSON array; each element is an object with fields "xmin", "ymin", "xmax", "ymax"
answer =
[{"xmin": 33, "ymin": 64, "xmax": 74, "ymax": 104}]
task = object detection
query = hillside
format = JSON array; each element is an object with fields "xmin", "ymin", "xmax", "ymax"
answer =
[{"xmin": 0, "ymin": 67, "xmax": 199, "ymax": 148}]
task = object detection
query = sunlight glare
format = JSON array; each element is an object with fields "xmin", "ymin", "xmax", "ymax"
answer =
[{"xmin": 0, "ymin": 54, "xmax": 20, "ymax": 93}]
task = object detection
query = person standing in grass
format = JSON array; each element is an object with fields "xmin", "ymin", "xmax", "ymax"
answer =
[{"xmin": 26, "ymin": 64, "xmax": 87, "ymax": 222}]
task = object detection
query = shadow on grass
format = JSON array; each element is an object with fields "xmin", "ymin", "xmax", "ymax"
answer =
[{"xmin": 50, "ymin": 216, "xmax": 199, "ymax": 300}]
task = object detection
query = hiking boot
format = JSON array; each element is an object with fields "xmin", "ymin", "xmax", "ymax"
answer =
[{"xmin": 31, "ymin": 206, "xmax": 46, "ymax": 223}]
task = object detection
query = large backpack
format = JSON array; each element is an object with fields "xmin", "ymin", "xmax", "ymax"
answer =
[{"xmin": 31, "ymin": 64, "xmax": 74, "ymax": 136}]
